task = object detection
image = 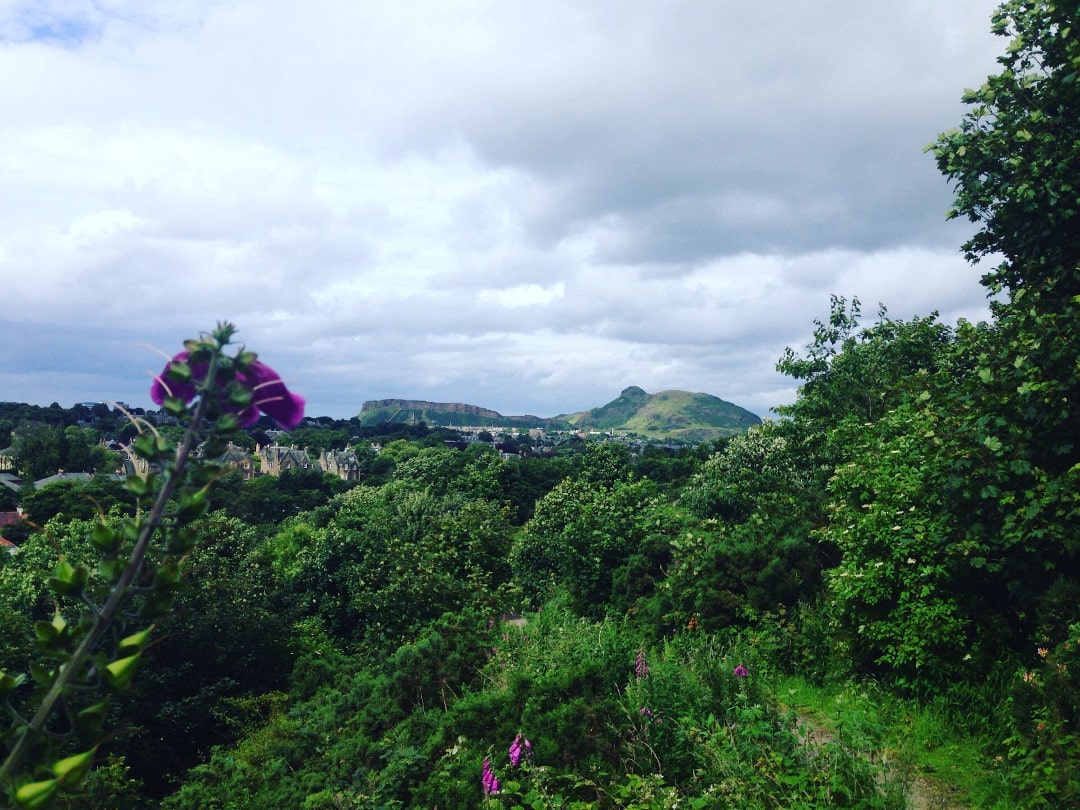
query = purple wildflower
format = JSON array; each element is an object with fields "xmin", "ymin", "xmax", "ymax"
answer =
[
  {"xmin": 635, "ymin": 650, "xmax": 648, "ymax": 679},
  {"xmin": 151, "ymin": 350, "xmax": 305, "ymax": 429},
  {"xmin": 509, "ymin": 733, "xmax": 533, "ymax": 767},
  {"xmin": 733, "ymin": 663, "xmax": 749, "ymax": 677},
  {"xmin": 482, "ymin": 757, "xmax": 500, "ymax": 795}
]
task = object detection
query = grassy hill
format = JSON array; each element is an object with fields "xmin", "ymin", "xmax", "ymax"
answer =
[{"xmin": 562, "ymin": 386, "xmax": 761, "ymax": 441}]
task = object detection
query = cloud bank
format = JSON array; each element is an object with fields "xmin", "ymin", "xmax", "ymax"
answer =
[{"xmin": 0, "ymin": 0, "xmax": 1004, "ymax": 419}]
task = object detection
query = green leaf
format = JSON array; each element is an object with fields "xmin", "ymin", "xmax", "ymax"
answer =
[
  {"xmin": 34, "ymin": 610, "xmax": 66, "ymax": 644},
  {"xmin": 153, "ymin": 563, "xmax": 182, "ymax": 590},
  {"xmin": 132, "ymin": 434, "xmax": 158, "ymax": 459},
  {"xmin": 53, "ymin": 747, "xmax": 97, "ymax": 786},
  {"xmin": 92, "ymin": 522, "xmax": 121, "ymax": 552},
  {"xmin": 47, "ymin": 560, "xmax": 88, "ymax": 598},
  {"xmin": 216, "ymin": 412, "xmax": 240, "ymax": 432},
  {"xmin": 75, "ymin": 702, "xmax": 109, "ymax": 736},
  {"xmin": 119, "ymin": 627, "xmax": 153, "ymax": 655},
  {"xmin": 0, "ymin": 670, "xmax": 26, "ymax": 694},
  {"xmin": 176, "ymin": 489, "xmax": 209, "ymax": 522},
  {"xmin": 163, "ymin": 396, "xmax": 187, "ymax": 417},
  {"xmin": 166, "ymin": 359, "xmax": 192, "ymax": 383},
  {"xmin": 167, "ymin": 526, "xmax": 198, "ymax": 554},
  {"xmin": 29, "ymin": 660, "xmax": 55, "ymax": 685},
  {"xmin": 99, "ymin": 557, "xmax": 125, "ymax": 584},
  {"xmin": 124, "ymin": 474, "xmax": 150, "ymax": 497},
  {"xmin": 104, "ymin": 653, "xmax": 142, "ymax": 692},
  {"xmin": 14, "ymin": 779, "xmax": 59, "ymax": 809}
]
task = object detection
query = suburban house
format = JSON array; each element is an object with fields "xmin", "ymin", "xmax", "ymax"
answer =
[
  {"xmin": 0, "ymin": 510, "xmax": 23, "ymax": 553},
  {"xmin": 257, "ymin": 445, "xmax": 313, "ymax": 477},
  {"xmin": 218, "ymin": 442, "xmax": 255, "ymax": 480},
  {"xmin": 0, "ymin": 472, "xmax": 23, "ymax": 493},
  {"xmin": 318, "ymin": 449, "xmax": 362, "ymax": 481}
]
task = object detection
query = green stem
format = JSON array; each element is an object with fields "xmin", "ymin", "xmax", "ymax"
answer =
[{"xmin": 0, "ymin": 383, "xmax": 212, "ymax": 786}]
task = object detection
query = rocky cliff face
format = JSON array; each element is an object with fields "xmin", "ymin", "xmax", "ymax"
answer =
[{"xmin": 361, "ymin": 399, "xmax": 505, "ymax": 419}]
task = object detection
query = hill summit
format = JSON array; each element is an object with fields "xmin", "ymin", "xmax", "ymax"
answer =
[
  {"xmin": 359, "ymin": 387, "xmax": 760, "ymax": 441},
  {"xmin": 560, "ymin": 386, "xmax": 761, "ymax": 441}
]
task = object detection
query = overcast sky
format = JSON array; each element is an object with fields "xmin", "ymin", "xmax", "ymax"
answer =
[{"xmin": 1, "ymin": 1, "xmax": 1005, "ymax": 421}]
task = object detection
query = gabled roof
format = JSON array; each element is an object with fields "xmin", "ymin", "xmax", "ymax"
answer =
[{"xmin": 33, "ymin": 472, "xmax": 93, "ymax": 489}]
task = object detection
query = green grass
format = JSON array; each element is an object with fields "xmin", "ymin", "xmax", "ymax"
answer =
[{"xmin": 777, "ymin": 675, "xmax": 1014, "ymax": 809}]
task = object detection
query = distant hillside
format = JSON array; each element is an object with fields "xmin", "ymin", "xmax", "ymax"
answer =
[
  {"xmin": 561, "ymin": 386, "xmax": 761, "ymax": 441},
  {"xmin": 359, "ymin": 387, "xmax": 761, "ymax": 441},
  {"xmin": 358, "ymin": 399, "xmax": 557, "ymax": 429}
]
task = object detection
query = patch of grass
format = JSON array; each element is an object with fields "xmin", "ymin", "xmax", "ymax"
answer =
[{"xmin": 778, "ymin": 675, "xmax": 1014, "ymax": 809}]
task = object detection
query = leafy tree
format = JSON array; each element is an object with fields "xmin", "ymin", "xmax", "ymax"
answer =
[
  {"xmin": 10, "ymin": 424, "xmax": 61, "ymax": 481},
  {"xmin": 927, "ymin": 0, "xmax": 1080, "ymax": 651},
  {"xmin": 930, "ymin": 0, "xmax": 1080, "ymax": 473},
  {"xmin": 678, "ymin": 423, "xmax": 815, "ymax": 525},
  {"xmin": 821, "ymin": 403, "xmax": 971, "ymax": 687},
  {"xmin": 115, "ymin": 514, "xmax": 292, "ymax": 797},
  {"xmin": 497, "ymin": 454, "xmax": 574, "ymax": 525},
  {"xmin": 579, "ymin": 441, "xmax": 633, "ymax": 487},
  {"xmin": 18, "ymin": 478, "xmax": 135, "ymax": 529},
  {"xmin": 268, "ymin": 481, "xmax": 512, "ymax": 648},
  {"xmin": 777, "ymin": 297, "xmax": 956, "ymax": 428},
  {"xmin": 511, "ymin": 476, "xmax": 666, "ymax": 615}
]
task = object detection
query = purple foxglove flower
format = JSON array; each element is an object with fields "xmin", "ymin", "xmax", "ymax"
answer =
[
  {"xmin": 482, "ymin": 757, "xmax": 500, "ymax": 795},
  {"xmin": 509, "ymin": 735, "xmax": 522, "ymax": 767},
  {"xmin": 243, "ymin": 359, "xmax": 305, "ymax": 429},
  {"xmin": 151, "ymin": 351, "xmax": 304, "ymax": 429},
  {"xmin": 635, "ymin": 650, "xmax": 648, "ymax": 679},
  {"xmin": 509, "ymin": 733, "xmax": 533, "ymax": 767},
  {"xmin": 733, "ymin": 664, "xmax": 749, "ymax": 677}
]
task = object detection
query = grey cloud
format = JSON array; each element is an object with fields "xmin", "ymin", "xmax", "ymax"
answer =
[{"xmin": 0, "ymin": 0, "xmax": 1003, "ymax": 419}]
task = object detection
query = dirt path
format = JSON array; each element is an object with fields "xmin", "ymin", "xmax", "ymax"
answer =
[{"xmin": 793, "ymin": 711, "xmax": 969, "ymax": 809}]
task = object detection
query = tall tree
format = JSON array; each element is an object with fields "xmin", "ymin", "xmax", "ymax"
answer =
[{"xmin": 930, "ymin": 0, "xmax": 1080, "ymax": 471}]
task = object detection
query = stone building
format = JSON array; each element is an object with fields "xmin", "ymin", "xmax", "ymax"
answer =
[
  {"xmin": 319, "ymin": 449, "xmax": 361, "ymax": 481},
  {"xmin": 257, "ymin": 445, "xmax": 313, "ymax": 477},
  {"xmin": 219, "ymin": 442, "xmax": 255, "ymax": 480}
]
